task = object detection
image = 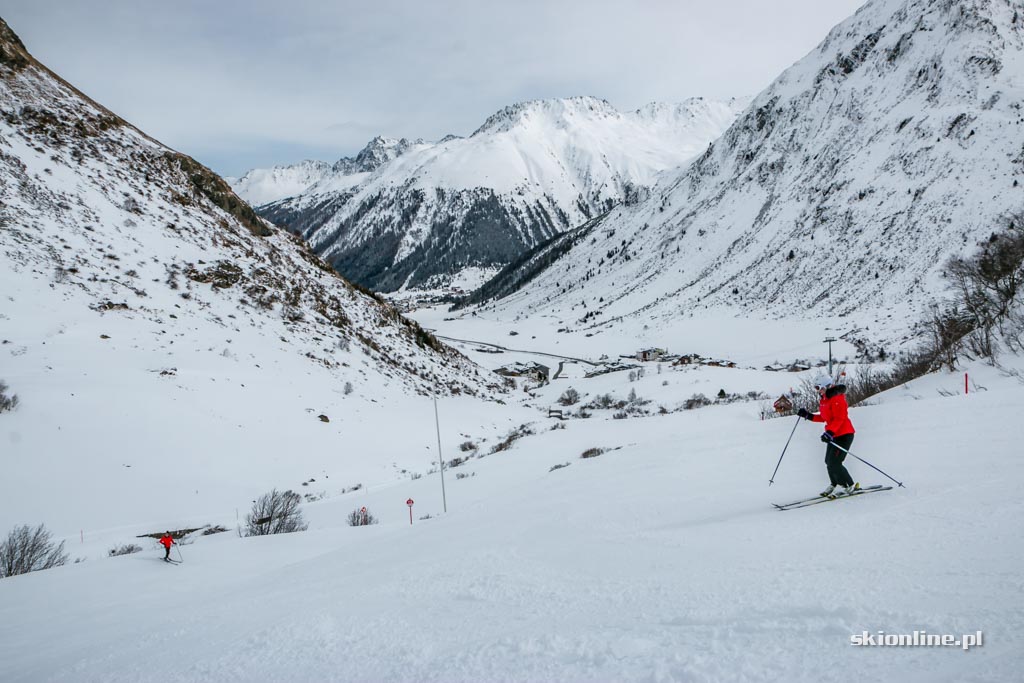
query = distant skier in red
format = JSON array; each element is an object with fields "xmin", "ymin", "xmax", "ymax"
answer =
[
  {"xmin": 798, "ymin": 374, "xmax": 858, "ymax": 497},
  {"xmin": 158, "ymin": 532, "xmax": 175, "ymax": 560}
]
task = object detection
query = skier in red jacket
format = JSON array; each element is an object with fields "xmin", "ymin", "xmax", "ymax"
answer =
[
  {"xmin": 798, "ymin": 374, "xmax": 858, "ymax": 497},
  {"xmin": 158, "ymin": 532, "xmax": 175, "ymax": 560}
]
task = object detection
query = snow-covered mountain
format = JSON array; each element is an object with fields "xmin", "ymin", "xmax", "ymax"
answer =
[
  {"xmin": 248, "ymin": 96, "xmax": 746, "ymax": 292},
  {"xmin": 226, "ymin": 137, "xmax": 417, "ymax": 207},
  {"xmin": 0, "ymin": 18, "xmax": 504, "ymax": 529},
  {"xmin": 223, "ymin": 159, "xmax": 332, "ymax": 207},
  {"xmin": 464, "ymin": 0, "xmax": 1024, "ymax": 344}
]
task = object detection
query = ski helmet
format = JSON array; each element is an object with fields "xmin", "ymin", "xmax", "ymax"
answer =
[{"xmin": 813, "ymin": 374, "xmax": 833, "ymax": 389}]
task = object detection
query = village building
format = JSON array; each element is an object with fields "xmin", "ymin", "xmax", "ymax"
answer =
[
  {"xmin": 494, "ymin": 361, "xmax": 550, "ymax": 384},
  {"xmin": 635, "ymin": 347, "xmax": 667, "ymax": 362}
]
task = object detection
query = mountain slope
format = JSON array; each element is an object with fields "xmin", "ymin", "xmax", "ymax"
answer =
[
  {"xmin": 467, "ymin": 0, "xmax": 1024, "ymax": 343},
  {"xmin": 250, "ymin": 96, "xmax": 746, "ymax": 292},
  {"xmin": 0, "ymin": 17, "xmax": 503, "ymax": 530}
]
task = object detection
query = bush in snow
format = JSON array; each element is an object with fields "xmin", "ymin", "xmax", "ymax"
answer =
[
  {"xmin": 0, "ymin": 380, "xmax": 19, "ymax": 414},
  {"xmin": 941, "ymin": 215, "xmax": 1024, "ymax": 358},
  {"xmin": 580, "ymin": 447, "xmax": 605, "ymax": 459},
  {"xmin": 459, "ymin": 440, "xmax": 477, "ymax": 452},
  {"xmin": 244, "ymin": 489, "xmax": 308, "ymax": 536},
  {"xmin": 108, "ymin": 543, "xmax": 142, "ymax": 557},
  {"xmin": 558, "ymin": 388, "xmax": 580, "ymax": 406},
  {"xmin": 346, "ymin": 507, "xmax": 378, "ymax": 527},
  {"xmin": 548, "ymin": 462, "xmax": 571, "ymax": 472},
  {"xmin": 0, "ymin": 524, "xmax": 68, "ymax": 578},
  {"xmin": 488, "ymin": 424, "xmax": 535, "ymax": 454},
  {"xmin": 683, "ymin": 393, "xmax": 712, "ymax": 410}
]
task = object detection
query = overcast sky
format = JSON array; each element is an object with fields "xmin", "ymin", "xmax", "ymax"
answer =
[{"xmin": 1, "ymin": 0, "xmax": 866, "ymax": 177}]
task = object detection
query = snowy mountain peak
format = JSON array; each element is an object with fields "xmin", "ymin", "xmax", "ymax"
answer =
[
  {"xmin": 338, "ymin": 135, "xmax": 415, "ymax": 174},
  {"xmin": 225, "ymin": 159, "xmax": 334, "ymax": 207},
  {"xmin": 471, "ymin": 95, "xmax": 620, "ymax": 136}
]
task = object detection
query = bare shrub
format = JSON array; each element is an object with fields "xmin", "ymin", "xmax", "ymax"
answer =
[
  {"xmin": 489, "ymin": 424, "xmax": 535, "ymax": 454},
  {"xmin": 202, "ymin": 525, "xmax": 228, "ymax": 536},
  {"xmin": 347, "ymin": 507, "xmax": 378, "ymax": 526},
  {"xmin": 580, "ymin": 447, "xmax": 606, "ymax": 459},
  {"xmin": 549, "ymin": 462, "xmax": 571, "ymax": 472},
  {"xmin": 108, "ymin": 543, "xmax": 142, "ymax": 557},
  {"xmin": 558, "ymin": 388, "xmax": 580, "ymax": 406},
  {"xmin": 683, "ymin": 393, "xmax": 711, "ymax": 410},
  {"xmin": 343, "ymin": 381, "xmax": 354, "ymax": 395},
  {"xmin": 0, "ymin": 524, "xmax": 68, "ymax": 578},
  {"xmin": 244, "ymin": 489, "xmax": 308, "ymax": 536},
  {"xmin": 0, "ymin": 381, "xmax": 19, "ymax": 413},
  {"xmin": 459, "ymin": 440, "xmax": 477, "ymax": 452},
  {"xmin": 929, "ymin": 216, "xmax": 1024, "ymax": 363}
]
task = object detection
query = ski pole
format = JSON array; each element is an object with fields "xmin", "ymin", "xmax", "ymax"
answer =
[
  {"xmin": 769, "ymin": 416, "xmax": 801, "ymax": 486},
  {"xmin": 175, "ymin": 543, "xmax": 183, "ymax": 563},
  {"xmin": 828, "ymin": 439, "xmax": 905, "ymax": 488}
]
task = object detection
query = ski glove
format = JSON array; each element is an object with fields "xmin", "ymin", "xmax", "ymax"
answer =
[
  {"xmin": 820, "ymin": 430, "xmax": 834, "ymax": 443},
  {"xmin": 797, "ymin": 408, "xmax": 813, "ymax": 420}
]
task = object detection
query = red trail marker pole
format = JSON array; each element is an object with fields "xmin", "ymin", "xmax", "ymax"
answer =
[
  {"xmin": 965, "ymin": 373, "xmax": 969, "ymax": 395},
  {"xmin": 407, "ymin": 498, "xmax": 414, "ymax": 525}
]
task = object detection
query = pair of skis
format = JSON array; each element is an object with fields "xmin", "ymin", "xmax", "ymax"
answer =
[
  {"xmin": 162, "ymin": 556, "xmax": 182, "ymax": 564},
  {"xmin": 774, "ymin": 484, "xmax": 892, "ymax": 511}
]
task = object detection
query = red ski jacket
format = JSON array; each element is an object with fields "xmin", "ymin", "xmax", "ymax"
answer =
[
  {"xmin": 812, "ymin": 385, "xmax": 855, "ymax": 437},
  {"xmin": 159, "ymin": 535, "xmax": 174, "ymax": 549}
]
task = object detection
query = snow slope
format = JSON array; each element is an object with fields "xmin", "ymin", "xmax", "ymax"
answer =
[
  {"xmin": 1, "ymin": 358, "xmax": 1021, "ymax": 682},
  {"xmin": 0, "ymin": 18, "xmax": 506, "ymax": 532},
  {"xmin": 253, "ymin": 97, "xmax": 746, "ymax": 292},
  {"xmin": 466, "ymin": 0, "xmax": 1024, "ymax": 345}
]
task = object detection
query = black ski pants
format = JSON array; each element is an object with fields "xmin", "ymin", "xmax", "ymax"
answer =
[{"xmin": 825, "ymin": 433, "xmax": 855, "ymax": 487}]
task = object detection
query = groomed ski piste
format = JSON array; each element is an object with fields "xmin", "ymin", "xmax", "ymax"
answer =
[{"xmin": 1, "ymin": 338, "xmax": 1021, "ymax": 682}]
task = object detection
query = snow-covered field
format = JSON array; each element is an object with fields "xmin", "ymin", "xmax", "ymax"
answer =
[{"xmin": 2, "ymin": 349, "xmax": 1021, "ymax": 682}]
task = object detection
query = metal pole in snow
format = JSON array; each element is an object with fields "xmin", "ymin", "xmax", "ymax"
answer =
[
  {"xmin": 965, "ymin": 373, "xmax": 968, "ymax": 395},
  {"xmin": 434, "ymin": 396, "xmax": 448, "ymax": 513},
  {"xmin": 823, "ymin": 337, "xmax": 837, "ymax": 376}
]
